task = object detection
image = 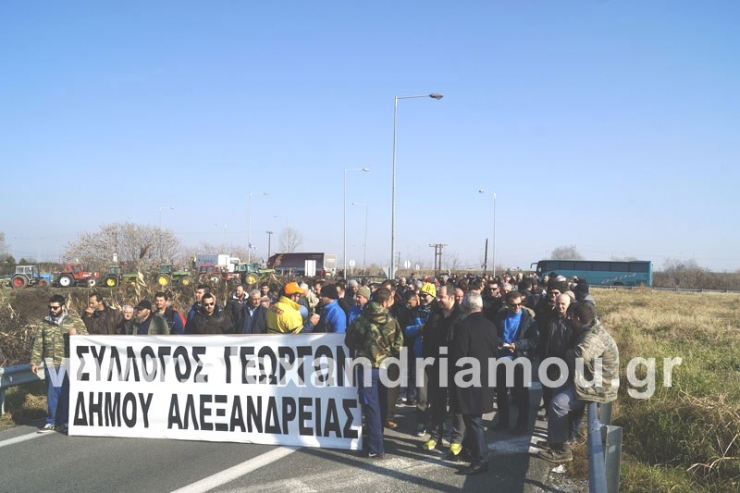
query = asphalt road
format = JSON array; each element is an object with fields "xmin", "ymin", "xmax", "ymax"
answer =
[{"xmin": 0, "ymin": 388, "xmax": 554, "ymax": 493}]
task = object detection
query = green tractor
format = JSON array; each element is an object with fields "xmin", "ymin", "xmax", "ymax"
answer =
[
  {"xmin": 233, "ymin": 262, "xmax": 275, "ymax": 286},
  {"xmin": 156, "ymin": 263, "xmax": 193, "ymax": 287},
  {"xmin": 103, "ymin": 266, "xmax": 141, "ymax": 287}
]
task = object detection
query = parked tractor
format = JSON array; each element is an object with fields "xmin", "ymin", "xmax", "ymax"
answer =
[
  {"xmin": 196, "ymin": 264, "xmax": 240, "ymax": 284},
  {"xmin": 10, "ymin": 265, "xmax": 51, "ymax": 288},
  {"xmin": 233, "ymin": 262, "xmax": 276, "ymax": 286},
  {"xmin": 156, "ymin": 264, "xmax": 192, "ymax": 287},
  {"xmin": 103, "ymin": 266, "xmax": 141, "ymax": 287},
  {"xmin": 53, "ymin": 262, "xmax": 99, "ymax": 288}
]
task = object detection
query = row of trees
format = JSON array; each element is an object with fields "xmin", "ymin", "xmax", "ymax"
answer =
[{"xmin": 0, "ymin": 224, "xmax": 306, "ymax": 274}]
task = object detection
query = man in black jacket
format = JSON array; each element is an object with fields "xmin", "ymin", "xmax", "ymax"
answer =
[
  {"xmin": 494, "ymin": 291, "xmax": 539, "ymax": 434},
  {"xmin": 420, "ymin": 284, "xmax": 465, "ymax": 457},
  {"xmin": 241, "ymin": 289, "xmax": 268, "ymax": 334},
  {"xmin": 450, "ymin": 291, "xmax": 498, "ymax": 475},
  {"xmin": 185, "ymin": 293, "xmax": 233, "ymax": 334},
  {"xmin": 225, "ymin": 284, "xmax": 249, "ymax": 330}
]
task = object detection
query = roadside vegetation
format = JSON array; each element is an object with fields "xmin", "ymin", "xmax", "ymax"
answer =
[
  {"xmin": 2, "ymin": 287, "xmax": 739, "ymax": 490},
  {"xmin": 567, "ymin": 288, "xmax": 740, "ymax": 492}
]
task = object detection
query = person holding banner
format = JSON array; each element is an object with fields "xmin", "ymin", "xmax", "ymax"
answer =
[
  {"xmin": 30, "ymin": 294, "xmax": 88, "ymax": 434},
  {"xmin": 344, "ymin": 287, "xmax": 404, "ymax": 459}
]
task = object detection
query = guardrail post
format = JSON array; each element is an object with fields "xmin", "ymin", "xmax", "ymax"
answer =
[
  {"xmin": 0, "ymin": 388, "xmax": 5, "ymax": 415},
  {"xmin": 600, "ymin": 401, "xmax": 613, "ymax": 426},
  {"xmin": 602, "ymin": 424, "xmax": 623, "ymax": 493},
  {"xmin": 587, "ymin": 402, "xmax": 608, "ymax": 493}
]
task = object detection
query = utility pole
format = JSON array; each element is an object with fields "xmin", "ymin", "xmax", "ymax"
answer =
[{"xmin": 429, "ymin": 243, "xmax": 447, "ymax": 276}]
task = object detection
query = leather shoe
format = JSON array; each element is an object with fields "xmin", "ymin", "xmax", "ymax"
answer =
[{"xmin": 456, "ymin": 462, "xmax": 489, "ymax": 475}]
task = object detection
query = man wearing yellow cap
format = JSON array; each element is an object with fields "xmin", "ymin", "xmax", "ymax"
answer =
[{"xmin": 266, "ymin": 281, "xmax": 320, "ymax": 334}]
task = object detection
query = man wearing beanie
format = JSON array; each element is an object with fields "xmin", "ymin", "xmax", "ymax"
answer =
[
  {"xmin": 573, "ymin": 279, "xmax": 596, "ymax": 309},
  {"xmin": 348, "ymin": 286, "xmax": 371, "ymax": 324},
  {"xmin": 317, "ymin": 284, "xmax": 347, "ymax": 333}
]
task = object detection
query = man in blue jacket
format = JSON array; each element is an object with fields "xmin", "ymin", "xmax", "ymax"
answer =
[
  {"xmin": 317, "ymin": 284, "xmax": 347, "ymax": 333},
  {"xmin": 494, "ymin": 290, "xmax": 539, "ymax": 434}
]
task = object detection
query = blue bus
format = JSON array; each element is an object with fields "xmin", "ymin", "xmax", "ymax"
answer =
[{"xmin": 531, "ymin": 259, "xmax": 653, "ymax": 287}]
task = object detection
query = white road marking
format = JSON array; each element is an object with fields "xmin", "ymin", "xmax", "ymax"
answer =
[
  {"xmin": 0, "ymin": 431, "xmax": 49, "ymax": 449},
  {"xmin": 170, "ymin": 446, "xmax": 298, "ymax": 493}
]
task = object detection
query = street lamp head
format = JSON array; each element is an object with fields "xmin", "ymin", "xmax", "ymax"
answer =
[
  {"xmin": 429, "ymin": 93, "xmax": 444, "ymax": 100},
  {"xmin": 478, "ymin": 189, "xmax": 486, "ymax": 194},
  {"xmin": 361, "ymin": 168, "xmax": 370, "ymax": 172}
]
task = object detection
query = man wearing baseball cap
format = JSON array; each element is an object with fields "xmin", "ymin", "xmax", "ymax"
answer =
[
  {"xmin": 266, "ymin": 281, "xmax": 320, "ymax": 334},
  {"xmin": 132, "ymin": 300, "xmax": 170, "ymax": 335}
]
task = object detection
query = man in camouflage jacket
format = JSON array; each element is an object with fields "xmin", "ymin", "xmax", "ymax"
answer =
[
  {"xmin": 30, "ymin": 294, "xmax": 88, "ymax": 433},
  {"xmin": 345, "ymin": 287, "xmax": 403, "ymax": 458},
  {"xmin": 538, "ymin": 301, "xmax": 619, "ymax": 462}
]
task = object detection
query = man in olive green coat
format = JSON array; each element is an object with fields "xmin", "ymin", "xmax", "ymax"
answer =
[{"xmin": 31, "ymin": 294, "xmax": 88, "ymax": 434}]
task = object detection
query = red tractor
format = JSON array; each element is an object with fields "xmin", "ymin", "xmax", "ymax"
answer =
[{"xmin": 53, "ymin": 262, "xmax": 100, "ymax": 288}]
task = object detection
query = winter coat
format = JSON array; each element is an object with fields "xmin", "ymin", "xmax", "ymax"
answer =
[
  {"xmin": 266, "ymin": 296, "xmax": 305, "ymax": 334},
  {"xmin": 493, "ymin": 309, "xmax": 539, "ymax": 360},
  {"xmin": 132, "ymin": 314, "xmax": 170, "ymax": 335},
  {"xmin": 450, "ymin": 311, "xmax": 498, "ymax": 415},
  {"xmin": 31, "ymin": 309, "xmax": 88, "ymax": 368},
  {"xmin": 82, "ymin": 304, "xmax": 123, "ymax": 335},
  {"xmin": 241, "ymin": 305, "xmax": 268, "ymax": 334},
  {"xmin": 315, "ymin": 300, "xmax": 347, "ymax": 334},
  {"xmin": 571, "ymin": 321, "xmax": 619, "ymax": 403},
  {"xmin": 185, "ymin": 308, "xmax": 233, "ymax": 335},
  {"xmin": 422, "ymin": 304, "xmax": 463, "ymax": 363},
  {"xmin": 344, "ymin": 302, "xmax": 403, "ymax": 368}
]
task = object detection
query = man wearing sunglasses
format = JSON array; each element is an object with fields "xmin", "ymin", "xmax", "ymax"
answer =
[
  {"xmin": 493, "ymin": 291, "xmax": 539, "ymax": 434},
  {"xmin": 30, "ymin": 294, "xmax": 88, "ymax": 434},
  {"xmin": 185, "ymin": 293, "xmax": 233, "ymax": 334}
]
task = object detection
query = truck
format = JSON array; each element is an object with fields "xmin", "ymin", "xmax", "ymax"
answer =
[
  {"xmin": 191, "ymin": 254, "xmax": 240, "ymax": 272},
  {"xmin": 267, "ymin": 252, "xmax": 337, "ymax": 277}
]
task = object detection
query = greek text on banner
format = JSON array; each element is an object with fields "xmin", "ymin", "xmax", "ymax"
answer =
[{"xmin": 68, "ymin": 334, "xmax": 362, "ymax": 450}]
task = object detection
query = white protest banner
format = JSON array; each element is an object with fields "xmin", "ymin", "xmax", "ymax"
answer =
[{"xmin": 68, "ymin": 334, "xmax": 362, "ymax": 450}]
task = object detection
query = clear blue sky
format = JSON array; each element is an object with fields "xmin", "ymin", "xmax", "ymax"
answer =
[{"xmin": 2, "ymin": 0, "xmax": 738, "ymax": 272}]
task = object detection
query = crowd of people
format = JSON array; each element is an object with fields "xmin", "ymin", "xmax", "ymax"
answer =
[{"xmin": 30, "ymin": 271, "xmax": 619, "ymax": 476}]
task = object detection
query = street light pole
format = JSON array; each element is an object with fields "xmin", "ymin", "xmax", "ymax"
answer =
[
  {"xmin": 478, "ymin": 190, "xmax": 497, "ymax": 277},
  {"xmin": 352, "ymin": 202, "xmax": 368, "ymax": 272},
  {"xmin": 344, "ymin": 168, "xmax": 370, "ymax": 278},
  {"xmin": 266, "ymin": 231, "xmax": 273, "ymax": 259},
  {"xmin": 247, "ymin": 192, "xmax": 268, "ymax": 263},
  {"xmin": 391, "ymin": 92, "xmax": 443, "ymax": 279}
]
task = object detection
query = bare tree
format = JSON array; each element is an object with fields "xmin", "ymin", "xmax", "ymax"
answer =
[
  {"xmin": 611, "ymin": 255, "xmax": 638, "ymax": 261},
  {"xmin": 65, "ymin": 222, "xmax": 180, "ymax": 271},
  {"xmin": 549, "ymin": 245, "xmax": 584, "ymax": 260},
  {"xmin": 279, "ymin": 227, "xmax": 303, "ymax": 253},
  {"xmin": 446, "ymin": 251, "xmax": 462, "ymax": 271},
  {"xmin": 0, "ymin": 232, "xmax": 9, "ymax": 263}
]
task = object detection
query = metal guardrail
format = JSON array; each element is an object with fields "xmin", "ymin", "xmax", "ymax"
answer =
[
  {"xmin": 591, "ymin": 285, "xmax": 740, "ymax": 294},
  {"xmin": 0, "ymin": 364, "xmax": 45, "ymax": 415},
  {"xmin": 587, "ymin": 402, "xmax": 622, "ymax": 493}
]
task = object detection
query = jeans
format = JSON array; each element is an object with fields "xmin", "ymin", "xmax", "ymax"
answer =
[
  {"xmin": 45, "ymin": 368, "xmax": 70, "ymax": 426},
  {"xmin": 548, "ymin": 385, "xmax": 586, "ymax": 444},
  {"xmin": 358, "ymin": 367, "xmax": 386, "ymax": 455}
]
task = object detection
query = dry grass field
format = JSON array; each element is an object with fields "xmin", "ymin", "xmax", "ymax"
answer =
[
  {"xmin": 1, "ymin": 287, "xmax": 739, "ymax": 490},
  {"xmin": 586, "ymin": 288, "xmax": 740, "ymax": 492}
]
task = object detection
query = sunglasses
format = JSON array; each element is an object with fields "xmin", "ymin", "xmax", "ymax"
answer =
[
  {"xmin": 203, "ymin": 302, "xmax": 216, "ymax": 307},
  {"xmin": 48, "ymin": 305, "xmax": 62, "ymax": 309}
]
